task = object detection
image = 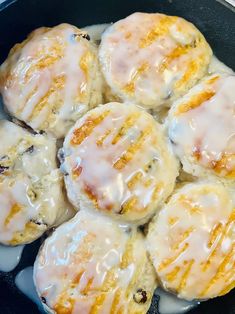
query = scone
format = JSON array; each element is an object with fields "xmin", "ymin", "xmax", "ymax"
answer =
[
  {"xmin": 147, "ymin": 181, "xmax": 235, "ymax": 300},
  {"xmin": 60, "ymin": 102, "xmax": 178, "ymax": 224},
  {"xmin": 99, "ymin": 12, "xmax": 212, "ymax": 110},
  {"xmin": 34, "ymin": 210, "xmax": 157, "ymax": 314},
  {"xmin": 168, "ymin": 74, "xmax": 235, "ymax": 181},
  {"xmin": 0, "ymin": 120, "xmax": 73, "ymax": 245},
  {"xmin": 0, "ymin": 23, "xmax": 103, "ymax": 138}
]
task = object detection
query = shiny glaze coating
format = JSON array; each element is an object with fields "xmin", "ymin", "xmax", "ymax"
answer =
[
  {"xmin": 147, "ymin": 181, "xmax": 235, "ymax": 300},
  {"xmin": 0, "ymin": 120, "xmax": 71, "ymax": 245},
  {"xmin": 99, "ymin": 12, "xmax": 212, "ymax": 109},
  {"xmin": 168, "ymin": 74, "xmax": 235, "ymax": 181},
  {"xmin": 0, "ymin": 24, "xmax": 103, "ymax": 138},
  {"xmin": 61, "ymin": 102, "xmax": 178, "ymax": 223},
  {"xmin": 34, "ymin": 210, "xmax": 157, "ymax": 314}
]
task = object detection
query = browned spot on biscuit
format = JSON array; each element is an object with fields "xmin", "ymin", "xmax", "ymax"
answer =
[
  {"xmin": 16, "ymin": 87, "xmax": 38, "ymax": 114},
  {"xmin": 90, "ymin": 293, "xmax": 106, "ymax": 314},
  {"xmin": 54, "ymin": 297, "xmax": 74, "ymax": 314},
  {"xmin": 206, "ymin": 75, "xmax": 220, "ymax": 85},
  {"xmin": 102, "ymin": 268, "xmax": 118, "ymax": 292},
  {"xmin": 177, "ymin": 195, "xmax": 201, "ymax": 214},
  {"xmin": 207, "ymin": 222, "xmax": 223, "ymax": 248},
  {"xmin": 151, "ymin": 183, "xmax": 164, "ymax": 202},
  {"xmin": 112, "ymin": 112, "xmax": 141, "ymax": 145},
  {"xmin": 25, "ymin": 42, "xmax": 64, "ymax": 82},
  {"xmin": 71, "ymin": 111, "xmax": 110, "ymax": 146},
  {"xmin": 117, "ymin": 306, "xmax": 125, "ymax": 314},
  {"xmin": 110, "ymin": 289, "xmax": 122, "ymax": 314},
  {"xmin": 177, "ymin": 259, "xmax": 194, "ymax": 291},
  {"xmin": 80, "ymin": 51, "xmax": 93, "ymax": 80},
  {"xmin": 202, "ymin": 211, "xmax": 235, "ymax": 272},
  {"xmin": 4, "ymin": 203, "xmax": 22, "ymax": 226},
  {"xmin": 83, "ymin": 183, "xmax": 99, "ymax": 207},
  {"xmin": 172, "ymin": 227, "xmax": 194, "ymax": 250},
  {"xmin": 96, "ymin": 130, "xmax": 111, "ymax": 146},
  {"xmin": 139, "ymin": 16, "xmax": 177, "ymax": 48},
  {"xmin": 166, "ymin": 266, "xmax": 180, "ymax": 282},
  {"xmin": 158, "ymin": 242, "xmax": 189, "ymax": 271},
  {"xmin": 176, "ymin": 89, "xmax": 215, "ymax": 115},
  {"xmin": 174, "ymin": 59, "xmax": 199, "ymax": 90},
  {"xmin": 200, "ymin": 243, "xmax": 234, "ymax": 297},
  {"xmin": 211, "ymin": 153, "xmax": 235, "ymax": 178},
  {"xmin": 119, "ymin": 196, "xmax": 139, "ymax": 215},
  {"xmin": 120, "ymin": 238, "xmax": 134, "ymax": 269},
  {"xmin": 159, "ymin": 44, "xmax": 192, "ymax": 73},
  {"xmin": 127, "ymin": 171, "xmax": 143, "ymax": 189},
  {"xmin": 218, "ymin": 277, "xmax": 235, "ymax": 297},
  {"xmin": 168, "ymin": 216, "xmax": 179, "ymax": 226},
  {"xmin": 72, "ymin": 165, "xmax": 82, "ymax": 178},
  {"xmin": 125, "ymin": 32, "xmax": 132, "ymax": 40},
  {"xmin": 71, "ymin": 270, "xmax": 85, "ymax": 288},
  {"xmin": 113, "ymin": 126, "xmax": 152, "ymax": 170},
  {"xmin": 192, "ymin": 146, "xmax": 202, "ymax": 161},
  {"xmin": 26, "ymin": 75, "xmax": 65, "ymax": 120},
  {"xmin": 122, "ymin": 63, "xmax": 149, "ymax": 94},
  {"xmin": 81, "ymin": 277, "xmax": 94, "ymax": 295}
]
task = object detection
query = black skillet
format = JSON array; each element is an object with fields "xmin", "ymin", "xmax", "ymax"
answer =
[{"xmin": 0, "ymin": 0, "xmax": 234, "ymax": 313}]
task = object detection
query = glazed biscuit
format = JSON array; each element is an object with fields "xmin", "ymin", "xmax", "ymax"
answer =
[
  {"xmin": 99, "ymin": 12, "xmax": 212, "ymax": 110},
  {"xmin": 168, "ymin": 74, "xmax": 235, "ymax": 182},
  {"xmin": 34, "ymin": 210, "xmax": 157, "ymax": 314},
  {"xmin": 60, "ymin": 102, "xmax": 178, "ymax": 224},
  {"xmin": 147, "ymin": 181, "xmax": 235, "ymax": 300},
  {"xmin": 0, "ymin": 23, "xmax": 103, "ymax": 138},
  {"xmin": 0, "ymin": 120, "xmax": 73, "ymax": 245}
]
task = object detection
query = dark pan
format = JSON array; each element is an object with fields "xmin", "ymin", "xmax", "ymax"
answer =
[{"xmin": 0, "ymin": 0, "xmax": 234, "ymax": 313}]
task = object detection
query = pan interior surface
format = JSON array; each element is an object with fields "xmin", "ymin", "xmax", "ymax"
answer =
[{"xmin": 0, "ymin": 0, "xmax": 234, "ymax": 314}]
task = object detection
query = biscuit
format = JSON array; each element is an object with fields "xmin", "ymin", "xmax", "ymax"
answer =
[
  {"xmin": 99, "ymin": 12, "xmax": 212, "ymax": 110},
  {"xmin": 60, "ymin": 102, "xmax": 178, "ymax": 223},
  {"xmin": 0, "ymin": 24, "xmax": 103, "ymax": 138},
  {"xmin": 147, "ymin": 181, "xmax": 235, "ymax": 300},
  {"xmin": 34, "ymin": 210, "xmax": 157, "ymax": 314}
]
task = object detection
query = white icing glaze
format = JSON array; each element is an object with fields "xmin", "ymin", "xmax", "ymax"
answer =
[
  {"xmin": 168, "ymin": 74, "xmax": 235, "ymax": 179},
  {"xmin": 209, "ymin": 55, "xmax": 234, "ymax": 75},
  {"xmin": 62, "ymin": 102, "xmax": 178, "ymax": 223},
  {"xmin": 34, "ymin": 210, "xmax": 155, "ymax": 313},
  {"xmin": 147, "ymin": 181, "xmax": 235, "ymax": 300},
  {"xmin": 0, "ymin": 244, "xmax": 24, "ymax": 272},
  {"xmin": 0, "ymin": 20, "xmax": 233, "ymax": 314},
  {"xmin": 15, "ymin": 266, "xmax": 45, "ymax": 312},
  {"xmin": 82, "ymin": 23, "xmax": 110, "ymax": 42},
  {"xmin": 0, "ymin": 120, "xmax": 70, "ymax": 245},
  {"xmin": 99, "ymin": 12, "xmax": 212, "ymax": 109},
  {"xmin": 155, "ymin": 288, "xmax": 198, "ymax": 314},
  {"xmin": 0, "ymin": 176, "xmax": 41, "ymax": 243},
  {"xmin": 0, "ymin": 23, "xmax": 102, "ymax": 138}
]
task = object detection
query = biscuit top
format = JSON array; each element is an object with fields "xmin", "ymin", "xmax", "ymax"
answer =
[
  {"xmin": 62, "ymin": 102, "xmax": 178, "ymax": 223},
  {"xmin": 0, "ymin": 120, "xmax": 61, "ymax": 244},
  {"xmin": 34, "ymin": 210, "xmax": 153, "ymax": 314},
  {"xmin": 0, "ymin": 23, "xmax": 98, "ymax": 138},
  {"xmin": 147, "ymin": 182, "xmax": 235, "ymax": 300},
  {"xmin": 99, "ymin": 12, "xmax": 212, "ymax": 108},
  {"xmin": 169, "ymin": 74, "xmax": 235, "ymax": 179}
]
